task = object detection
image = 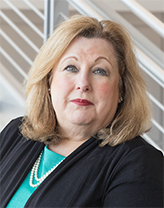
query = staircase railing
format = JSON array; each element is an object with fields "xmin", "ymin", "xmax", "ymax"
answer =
[
  {"xmin": 121, "ymin": 0, "xmax": 164, "ymax": 37},
  {"xmin": 0, "ymin": 0, "xmax": 45, "ymax": 100}
]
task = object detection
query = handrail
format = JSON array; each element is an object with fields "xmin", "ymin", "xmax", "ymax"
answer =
[
  {"xmin": 23, "ymin": 0, "xmax": 44, "ymax": 20},
  {"xmin": 0, "ymin": 47, "xmax": 28, "ymax": 79},
  {"xmin": 147, "ymin": 93, "xmax": 164, "ymax": 112},
  {"xmin": 152, "ymin": 119, "xmax": 164, "ymax": 134},
  {"xmin": 0, "ymin": 63, "xmax": 25, "ymax": 107},
  {"xmin": 58, "ymin": 12, "xmax": 68, "ymax": 21},
  {"xmin": 121, "ymin": 0, "xmax": 164, "ymax": 38},
  {"xmin": 135, "ymin": 48, "xmax": 164, "ymax": 88},
  {"xmin": 43, "ymin": 0, "xmax": 68, "ymax": 41},
  {"xmin": 0, "ymin": 11, "xmax": 39, "ymax": 53},
  {"xmin": 43, "ymin": 0, "xmax": 56, "ymax": 42},
  {"xmin": 50, "ymin": 0, "xmax": 55, "ymax": 36},
  {"xmin": 0, "ymin": 29, "xmax": 33, "ymax": 66},
  {"xmin": 143, "ymin": 134, "xmax": 164, "ymax": 155},
  {"xmin": 67, "ymin": 0, "xmax": 104, "ymax": 20},
  {"xmin": 139, "ymin": 63, "xmax": 164, "ymax": 89},
  {"xmin": 3, "ymin": 0, "xmax": 44, "ymax": 39}
]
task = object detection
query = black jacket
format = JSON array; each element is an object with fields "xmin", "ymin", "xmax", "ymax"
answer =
[{"xmin": 0, "ymin": 117, "xmax": 163, "ymax": 207}]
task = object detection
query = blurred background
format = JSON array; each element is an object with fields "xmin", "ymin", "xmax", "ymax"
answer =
[{"xmin": 0, "ymin": 0, "xmax": 163, "ymax": 152}]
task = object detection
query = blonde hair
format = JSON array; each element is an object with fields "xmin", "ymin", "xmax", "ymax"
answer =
[{"xmin": 21, "ymin": 15, "xmax": 151, "ymax": 146}]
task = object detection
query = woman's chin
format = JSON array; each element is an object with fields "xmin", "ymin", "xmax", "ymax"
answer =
[
  {"xmin": 71, "ymin": 118, "xmax": 93, "ymax": 126},
  {"xmin": 66, "ymin": 110, "xmax": 94, "ymax": 125}
]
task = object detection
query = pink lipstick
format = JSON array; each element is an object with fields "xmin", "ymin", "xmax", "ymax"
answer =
[{"xmin": 70, "ymin": 99, "xmax": 94, "ymax": 106}]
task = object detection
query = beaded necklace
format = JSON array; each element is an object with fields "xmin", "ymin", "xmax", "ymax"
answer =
[{"xmin": 29, "ymin": 151, "xmax": 64, "ymax": 188}]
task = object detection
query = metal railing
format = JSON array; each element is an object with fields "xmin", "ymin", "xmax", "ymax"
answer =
[
  {"xmin": 0, "ymin": 0, "xmax": 45, "ymax": 93},
  {"xmin": 0, "ymin": 0, "xmax": 163, "ymax": 153},
  {"xmin": 0, "ymin": 0, "xmax": 45, "ymax": 129},
  {"xmin": 0, "ymin": 10, "xmax": 40, "ymax": 53},
  {"xmin": 121, "ymin": 0, "xmax": 164, "ymax": 38}
]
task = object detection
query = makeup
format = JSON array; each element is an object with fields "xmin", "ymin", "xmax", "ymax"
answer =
[{"xmin": 70, "ymin": 99, "xmax": 94, "ymax": 106}]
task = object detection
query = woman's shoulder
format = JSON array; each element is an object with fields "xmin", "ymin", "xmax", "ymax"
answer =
[
  {"xmin": 0, "ymin": 117, "xmax": 23, "ymax": 141},
  {"xmin": 122, "ymin": 136, "xmax": 163, "ymax": 158},
  {"xmin": 112, "ymin": 136, "xmax": 162, "ymax": 156},
  {"xmin": 100, "ymin": 137, "xmax": 163, "ymax": 207},
  {"xmin": 0, "ymin": 117, "xmax": 26, "ymax": 157},
  {"xmin": 1, "ymin": 117, "xmax": 23, "ymax": 133},
  {"xmin": 0, "ymin": 117, "xmax": 44, "ymax": 162},
  {"xmin": 100, "ymin": 136, "xmax": 163, "ymax": 167},
  {"xmin": 100, "ymin": 136, "xmax": 163, "ymax": 189}
]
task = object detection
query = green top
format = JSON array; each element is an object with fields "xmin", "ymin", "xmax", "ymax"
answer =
[{"xmin": 7, "ymin": 146, "xmax": 66, "ymax": 208}]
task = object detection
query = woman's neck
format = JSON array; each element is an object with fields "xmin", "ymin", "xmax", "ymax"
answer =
[
  {"xmin": 49, "ymin": 123, "xmax": 96, "ymax": 156},
  {"xmin": 48, "ymin": 138, "xmax": 88, "ymax": 157}
]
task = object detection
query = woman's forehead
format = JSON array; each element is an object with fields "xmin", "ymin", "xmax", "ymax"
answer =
[{"xmin": 58, "ymin": 37, "xmax": 117, "ymax": 64}]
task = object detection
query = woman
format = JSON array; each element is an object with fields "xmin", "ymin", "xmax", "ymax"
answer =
[{"xmin": 0, "ymin": 15, "xmax": 163, "ymax": 207}]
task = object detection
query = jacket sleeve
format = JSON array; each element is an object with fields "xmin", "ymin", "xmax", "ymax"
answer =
[{"xmin": 103, "ymin": 144, "xmax": 163, "ymax": 207}]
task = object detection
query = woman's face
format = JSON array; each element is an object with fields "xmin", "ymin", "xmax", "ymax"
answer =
[{"xmin": 50, "ymin": 37, "xmax": 120, "ymax": 138}]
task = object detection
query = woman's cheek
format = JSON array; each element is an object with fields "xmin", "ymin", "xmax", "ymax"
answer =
[
  {"xmin": 97, "ymin": 83, "xmax": 112, "ymax": 97},
  {"xmin": 98, "ymin": 81, "xmax": 119, "ymax": 101}
]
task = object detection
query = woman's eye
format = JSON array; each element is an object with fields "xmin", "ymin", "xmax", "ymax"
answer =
[
  {"xmin": 93, "ymin": 68, "xmax": 108, "ymax": 76},
  {"xmin": 64, "ymin": 65, "xmax": 78, "ymax": 73}
]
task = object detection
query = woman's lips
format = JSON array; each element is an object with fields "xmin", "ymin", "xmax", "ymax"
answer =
[{"xmin": 70, "ymin": 99, "xmax": 94, "ymax": 106}]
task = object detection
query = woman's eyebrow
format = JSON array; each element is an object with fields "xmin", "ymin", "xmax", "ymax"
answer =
[
  {"xmin": 95, "ymin": 56, "xmax": 113, "ymax": 68},
  {"xmin": 61, "ymin": 56, "xmax": 114, "ymax": 68},
  {"xmin": 61, "ymin": 56, "xmax": 78, "ymax": 64}
]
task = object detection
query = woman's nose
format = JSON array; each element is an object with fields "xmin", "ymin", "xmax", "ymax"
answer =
[
  {"xmin": 76, "ymin": 85, "xmax": 90, "ymax": 92},
  {"xmin": 75, "ymin": 73, "xmax": 91, "ymax": 92}
]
